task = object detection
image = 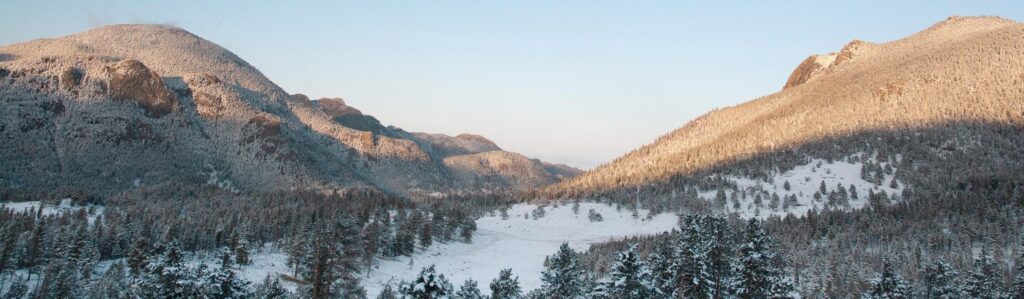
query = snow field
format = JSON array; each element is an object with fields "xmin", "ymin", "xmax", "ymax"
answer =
[{"xmin": 238, "ymin": 202, "xmax": 678, "ymax": 296}]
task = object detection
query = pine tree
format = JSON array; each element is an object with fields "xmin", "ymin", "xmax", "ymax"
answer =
[
  {"xmin": 647, "ymin": 233, "xmax": 679, "ymax": 294},
  {"xmin": 538, "ymin": 242, "xmax": 589, "ymax": 298},
  {"xmin": 253, "ymin": 274, "xmax": 290, "ymax": 299},
  {"xmin": 87, "ymin": 261, "xmax": 131, "ymax": 299},
  {"xmin": 864, "ymin": 259, "xmax": 911, "ymax": 299},
  {"xmin": 137, "ymin": 241, "xmax": 203, "ymax": 298},
  {"xmin": 206, "ymin": 249, "xmax": 251, "ymax": 298},
  {"xmin": 490, "ymin": 268, "xmax": 523, "ymax": 299},
  {"xmin": 730, "ymin": 219, "xmax": 796, "ymax": 299},
  {"xmin": 677, "ymin": 215, "xmax": 733, "ymax": 298},
  {"xmin": 965, "ymin": 244, "xmax": 1009, "ymax": 299},
  {"xmin": 127, "ymin": 236, "xmax": 149, "ymax": 277},
  {"xmin": 1013, "ymin": 241, "xmax": 1024, "ymax": 299},
  {"xmin": 459, "ymin": 217, "xmax": 476, "ymax": 243},
  {"xmin": 420, "ymin": 224, "xmax": 434, "ymax": 249},
  {"xmin": 455, "ymin": 278, "xmax": 484, "ymax": 299},
  {"xmin": 715, "ymin": 189, "xmax": 728, "ymax": 209},
  {"xmin": 593, "ymin": 244, "xmax": 661, "ymax": 299},
  {"xmin": 233, "ymin": 236, "xmax": 251, "ymax": 266},
  {"xmin": 921, "ymin": 260, "xmax": 962, "ymax": 299},
  {"xmin": 400, "ymin": 265, "xmax": 453, "ymax": 299}
]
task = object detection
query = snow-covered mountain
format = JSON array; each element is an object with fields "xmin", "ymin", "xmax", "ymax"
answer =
[
  {"xmin": 544, "ymin": 16, "xmax": 1024, "ymax": 210},
  {"xmin": 0, "ymin": 24, "xmax": 576, "ymax": 197}
]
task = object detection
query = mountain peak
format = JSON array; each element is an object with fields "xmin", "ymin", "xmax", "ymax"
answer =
[{"xmin": 0, "ymin": 23, "xmax": 285, "ymax": 99}]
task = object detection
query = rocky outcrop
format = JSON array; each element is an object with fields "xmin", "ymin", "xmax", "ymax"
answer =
[{"xmin": 105, "ymin": 59, "xmax": 178, "ymax": 117}]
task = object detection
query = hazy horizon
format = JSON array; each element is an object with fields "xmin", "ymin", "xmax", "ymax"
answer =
[{"xmin": 3, "ymin": 1, "xmax": 1021, "ymax": 169}]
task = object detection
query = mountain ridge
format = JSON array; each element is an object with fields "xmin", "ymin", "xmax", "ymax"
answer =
[
  {"xmin": 0, "ymin": 24, "xmax": 576, "ymax": 198},
  {"xmin": 543, "ymin": 16, "xmax": 1024, "ymax": 197}
]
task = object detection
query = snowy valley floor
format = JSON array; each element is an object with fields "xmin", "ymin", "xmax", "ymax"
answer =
[{"xmin": 238, "ymin": 202, "xmax": 679, "ymax": 296}]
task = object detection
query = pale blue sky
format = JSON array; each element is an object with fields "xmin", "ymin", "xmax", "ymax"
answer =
[{"xmin": 3, "ymin": 1, "xmax": 1021, "ymax": 168}]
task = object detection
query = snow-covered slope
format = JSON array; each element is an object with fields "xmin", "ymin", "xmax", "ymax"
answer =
[{"xmin": 698, "ymin": 154, "xmax": 903, "ymax": 219}]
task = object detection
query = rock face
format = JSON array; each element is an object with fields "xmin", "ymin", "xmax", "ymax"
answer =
[
  {"xmin": 0, "ymin": 24, "xmax": 576, "ymax": 197},
  {"xmin": 106, "ymin": 59, "xmax": 178, "ymax": 117},
  {"xmin": 782, "ymin": 53, "xmax": 836, "ymax": 89},
  {"xmin": 546, "ymin": 16, "xmax": 1024, "ymax": 197}
]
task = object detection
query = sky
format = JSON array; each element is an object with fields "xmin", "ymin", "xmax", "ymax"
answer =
[{"xmin": 2, "ymin": 1, "xmax": 1022, "ymax": 169}]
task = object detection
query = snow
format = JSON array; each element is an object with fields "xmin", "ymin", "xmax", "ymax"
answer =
[
  {"xmin": 237, "ymin": 202, "xmax": 678, "ymax": 296},
  {"xmin": 0, "ymin": 199, "xmax": 105, "ymax": 223},
  {"xmin": 700, "ymin": 155, "xmax": 904, "ymax": 219}
]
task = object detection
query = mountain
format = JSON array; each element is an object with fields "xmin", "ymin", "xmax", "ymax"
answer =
[
  {"xmin": 544, "ymin": 16, "xmax": 1024, "ymax": 203},
  {"xmin": 0, "ymin": 24, "xmax": 576, "ymax": 198}
]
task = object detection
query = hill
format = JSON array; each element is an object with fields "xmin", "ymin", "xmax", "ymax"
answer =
[
  {"xmin": 544, "ymin": 16, "xmax": 1024, "ymax": 205},
  {"xmin": 0, "ymin": 24, "xmax": 574, "ymax": 198}
]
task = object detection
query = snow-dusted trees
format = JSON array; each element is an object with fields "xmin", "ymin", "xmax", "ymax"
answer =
[
  {"xmin": 964, "ymin": 245, "xmax": 1009, "ymax": 299},
  {"xmin": 400, "ymin": 265, "xmax": 454, "ymax": 299},
  {"xmin": 538, "ymin": 242, "xmax": 590, "ymax": 298},
  {"xmin": 136, "ymin": 242, "xmax": 205, "ymax": 298},
  {"xmin": 592, "ymin": 244, "xmax": 661, "ymax": 299},
  {"xmin": 253, "ymin": 274, "xmax": 290, "ymax": 299},
  {"xmin": 647, "ymin": 232, "xmax": 680, "ymax": 294},
  {"xmin": 864, "ymin": 259, "xmax": 911, "ymax": 299},
  {"xmin": 490, "ymin": 268, "xmax": 523, "ymax": 299},
  {"xmin": 731, "ymin": 219, "xmax": 795, "ymax": 299},
  {"xmin": 205, "ymin": 249, "xmax": 250, "ymax": 299},
  {"xmin": 921, "ymin": 260, "xmax": 962, "ymax": 299},
  {"xmin": 677, "ymin": 215, "xmax": 733, "ymax": 298},
  {"xmin": 1015, "ymin": 244, "xmax": 1024, "ymax": 299},
  {"xmin": 455, "ymin": 278, "xmax": 485, "ymax": 299}
]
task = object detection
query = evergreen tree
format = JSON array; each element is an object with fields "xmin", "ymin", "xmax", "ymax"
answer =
[
  {"xmin": 459, "ymin": 218, "xmax": 476, "ymax": 243},
  {"xmin": 677, "ymin": 215, "xmax": 733, "ymax": 298},
  {"xmin": 730, "ymin": 219, "xmax": 796, "ymax": 299},
  {"xmin": 253, "ymin": 274, "xmax": 290, "ymax": 299},
  {"xmin": 593, "ymin": 244, "xmax": 661, "ymax": 299},
  {"xmin": 127, "ymin": 236, "xmax": 149, "ymax": 277},
  {"xmin": 647, "ymin": 233, "xmax": 679, "ymax": 294},
  {"xmin": 420, "ymin": 225, "xmax": 433, "ymax": 248},
  {"xmin": 538, "ymin": 242, "xmax": 589, "ymax": 298},
  {"xmin": 232, "ymin": 236, "xmax": 251, "ymax": 266},
  {"xmin": 490, "ymin": 268, "xmax": 523, "ymax": 299},
  {"xmin": 1013, "ymin": 241, "xmax": 1024, "ymax": 299},
  {"xmin": 921, "ymin": 260, "xmax": 962, "ymax": 299},
  {"xmin": 965, "ymin": 245, "xmax": 1009, "ymax": 299},
  {"xmin": 87, "ymin": 261, "xmax": 131, "ymax": 299},
  {"xmin": 455, "ymin": 278, "xmax": 484, "ymax": 299},
  {"xmin": 864, "ymin": 259, "xmax": 912, "ymax": 299},
  {"xmin": 206, "ymin": 249, "xmax": 250, "ymax": 298},
  {"xmin": 136, "ymin": 241, "xmax": 203, "ymax": 298},
  {"xmin": 400, "ymin": 265, "xmax": 453, "ymax": 299}
]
